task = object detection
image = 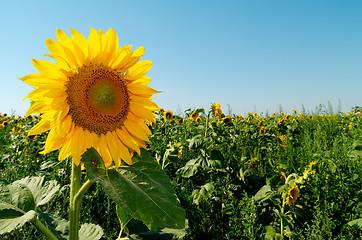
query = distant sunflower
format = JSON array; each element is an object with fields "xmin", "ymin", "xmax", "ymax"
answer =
[
  {"xmin": 212, "ymin": 102, "xmax": 222, "ymax": 118},
  {"xmin": 308, "ymin": 161, "xmax": 317, "ymax": 170},
  {"xmin": 222, "ymin": 116, "xmax": 232, "ymax": 124},
  {"xmin": 286, "ymin": 185, "xmax": 300, "ymax": 206},
  {"xmin": 195, "ymin": 116, "xmax": 202, "ymax": 124},
  {"xmin": 163, "ymin": 110, "xmax": 173, "ymax": 121},
  {"xmin": 21, "ymin": 28, "xmax": 159, "ymax": 168},
  {"xmin": 189, "ymin": 111, "xmax": 199, "ymax": 121}
]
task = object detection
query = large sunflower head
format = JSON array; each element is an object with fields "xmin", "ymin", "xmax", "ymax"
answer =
[{"xmin": 21, "ymin": 28, "xmax": 159, "ymax": 168}]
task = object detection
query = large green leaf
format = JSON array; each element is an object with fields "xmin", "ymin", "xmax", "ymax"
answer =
[
  {"xmin": 79, "ymin": 223, "xmax": 103, "ymax": 240},
  {"xmin": 15, "ymin": 176, "xmax": 60, "ymax": 207},
  {"xmin": 8, "ymin": 182, "xmax": 35, "ymax": 212},
  {"xmin": 0, "ymin": 210, "xmax": 36, "ymax": 234},
  {"xmin": 0, "ymin": 179, "xmax": 36, "ymax": 234},
  {"xmin": 37, "ymin": 211, "xmax": 104, "ymax": 240},
  {"xmin": 83, "ymin": 148, "xmax": 186, "ymax": 231},
  {"xmin": 176, "ymin": 158, "xmax": 201, "ymax": 178},
  {"xmin": 0, "ymin": 176, "xmax": 60, "ymax": 235},
  {"xmin": 348, "ymin": 218, "xmax": 362, "ymax": 229}
]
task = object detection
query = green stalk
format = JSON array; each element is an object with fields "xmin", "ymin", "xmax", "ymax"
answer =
[
  {"xmin": 69, "ymin": 162, "xmax": 82, "ymax": 240},
  {"xmin": 74, "ymin": 180, "xmax": 93, "ymax": 204},
  {"xmin": 280, "ymin": 198, "xmax": 285, "ymax": 240},
  {"xmin": 31, "ymin": 217, "xmax": 60, "ymax": 240}
]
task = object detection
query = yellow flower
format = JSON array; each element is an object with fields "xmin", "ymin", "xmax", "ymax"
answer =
[
  {"xmin": 177, "ymin": 145, "xmax": 183, "ymax": 158},
  {"xmin": 308, "ymin": 161, "xmax": 317, "ymax": 170},
  {"xmin": 259, "ymin": 126, "xmax": 266, "ymax": 136},
  {"xmin": 21, "ymin": 28, "xmax": 159, "ymax": 168},
  {"xmin": 212, "ymin": 102, "xmax": 222, "ymax": 118},
  {"xmin": 222, "ymin": 116, "xmax": 232, "ymax": 124},
  {"xmin": 195, "ymin": 116, "xmax": 202, "ymax": 124},
  {"xmin": 286, "ymin": 185, "xmax": 300, "ymax": 206},
  {"xmin": 278, "ymin": 135, "xmax": 287, "ymax": 148},
  {"xmin": 11, "ymin": 124, "xmax": 22, "ymax": 134},
  {"xmin": 163, "ymin": 110, "xmax": 173, "ymax": 121},
  {"xmin": 189, "ymin": 111, "xmax": 199, "ymax": 121}
]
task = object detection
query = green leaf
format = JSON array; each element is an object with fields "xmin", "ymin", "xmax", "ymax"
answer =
[
  {"xmin": 176, "ymin": 158, "xmax": 201, "ymax": 178},
  {"xmin": 0, "ymin": 210, "xmax": 35, "ymax": 234},
  {"xmin": 191, "ymin": 182, "xmax": 214, "ymax": 205},
  {"xmin": 254, "ymin": 185, "xmax": 275, "ymax": 202},
  {"xmin": 7, "ymin": 182, "xmax": 35, "ymax": 213},
  {"xmin": 188, "ymin": 135, "xmax": 204, "ymax": 149},
  {"xmin": 37, "ymin": 211, "xmax": 69, "ymax": 239},
  {"xmin": 15, "ymin": 176, "xmax": 60, "ymax": 207},
  {"xmin": 0, "ymin": 179, "xmax": 36, "ymax": 234},
  {"xmin": 352, "ymin": 140, "xmax": 362, "ymax": 151},
  {"xmin": 129, "ymin": 227, "xmax": 187, "ymax": 240},
  {"xmin": 83, "ymin": 148, "xmax": 186, "ymax": 231},
  {"xmin": 264, "ymin": 225, "xmax": 282, "ymax": 240},
  {"xmin": 348, "ymin": 218, "xmax": 362, "ymax": 229},
  {"xmin": 38, "ymin": 211, "xmax": 103, "ymax": 240},
  {"xmin": 117, "ymin": 205, "xmax": 132, "ymax": 236},
  {"xmin": 0, "ymin": 176, "xmax": 60, "ymax": 235},
  {"xmin": 79, "ymin": 223, "xmax": 103, "ymax": 240}
]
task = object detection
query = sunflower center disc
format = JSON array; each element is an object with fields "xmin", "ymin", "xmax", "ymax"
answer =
[
  {"xmin": 89, "ymin": 80, "xmax": 117, "ymax": 111},
  {"xmin": 66, "ymin": 64, "xmax": 130, "ymax": 134}
]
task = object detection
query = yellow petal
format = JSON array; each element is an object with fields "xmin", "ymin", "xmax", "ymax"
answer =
[
  {"xmin": 88, "ymin": 27, "xmax": 100, "ymax": 62},
  {"xmin": 70, "ymin": 28, "xmax": 89, "ymax": 59},
  {"xmin": 115, "ymin": 128, "xmax": 140, "ymax": 156},
  {"xmin": 124, "ymin": 128, "xmax": 147, "ymax": 149},
  {"xmin": 130, "ymin": 76, "xmax": 152, "ymax": 85},
  {"xmin": 56, "ymin": 28, "xmax": 73, "ymax": 50},
  {"xmin": 20, "ymin": 73, "xmax": 63, "ymax": 88},
  {"xmin": 70, "ymin": 127, "xmax": 85, "ymax": 166},
  {"xmin": 125, "ymin": 60, "xmax": 152, "ymax": 81},
  {"xmin": 43, "ymin": 53, "xmax": 71, "ymax": 71},
  {"xmin": 122, "ymin": 46, "xmax": 145, "ymax": 69},
  {"xmin": 41, "ymin": 129, "xmax": 65, "ymax": 154},
  {"xmin": 127, "ymin": 83, "xmax": 160, "ymax": 97},
  {"xmin": 31, "ymin": 59, "xmax": 66, "ymax": 79},
  {"xmin": 25, "ymin": 102, "xmax": 47, "ymax": 116},
  {"xmin": 129, "ymin": 102, "xmax": 156, "ymax": 121},
  {"xmin": 55, "ymin": 115, "xmax": 72, "ymax": 137},
  {"xmin": 28, "ymin": 118, "xmax": 51, "ymax": 136},
  {"xmin": 123, "ymin": 118, "xmax": 149, "ymax": 142},
  {"xmin": 97, "ymin": 134, "xmax": 113, "ymax": 167},
  {"xmin": 118, "ymin": 141, "xmax": 132, "ymax": 165},
  {"xmin": 106, "ymin": 131, "xmax": 121, "ymax": 168},
  {"xmin": 59, "ymin": 138, "xmax": 72, "ymax": 161},
  {"xmin": 131, "ymin": 95, "xmax": 159, "ymax": 111}
]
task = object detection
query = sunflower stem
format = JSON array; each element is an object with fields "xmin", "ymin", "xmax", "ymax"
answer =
[
  {"xmin": 69, "ymin": 162, "xmax": 82, "ymax": 240},
  {"xmin": 31, "ymin": 216, "xmax": 60, "ymax": 240}
]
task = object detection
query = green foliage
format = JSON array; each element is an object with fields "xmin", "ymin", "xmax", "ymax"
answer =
[
  {"xmin": 82, "ymin": 148, "xmax": 186, "ymax": 231},
  {"xmin": 0, "ymin": 108, "xmax": 362, "ymax": 239}
]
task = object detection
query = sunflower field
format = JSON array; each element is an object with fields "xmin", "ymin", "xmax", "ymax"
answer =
[{"xmin": 0, "ymin": 105, "xmax": 362, "ymax": 239}]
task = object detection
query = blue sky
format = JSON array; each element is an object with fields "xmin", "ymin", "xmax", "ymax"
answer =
[{"xmin": 1, "ymin": 0, "xmax": 361, "ymax": 116}]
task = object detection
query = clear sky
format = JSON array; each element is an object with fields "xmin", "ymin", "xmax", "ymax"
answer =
[{"xmin": 1, "ymin": 0, "xmax": 361, "ymax": 117}]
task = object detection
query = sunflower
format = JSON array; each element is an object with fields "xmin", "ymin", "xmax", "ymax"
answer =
[
  {"xmin": 189, "ymin": 111, "xmax": 199, "ymax": 121},
  {"xmin": 163, "ymin": 110, "xmax": 173, "ymax": 121},
  {"xmin": 222, "ymin": 116, "xmax": 232, "ymax": 124},
  {"xmin": 286, "ymin": 185, "xmax": 300, "ymax": 206},
  {"xmin": 212, "ymin": 102, "xmax": 222, "ymax": 118},
  {"xmin": 308, "ymin": 161, "xmax": 317, "ymax": 170},
  {"xmin": 21, "ymin": 28, "xmax": 159, "ymax": 168},
  {"xmin": 195, "ymin": 116, "xmax": 202, "ymax": 124}
]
